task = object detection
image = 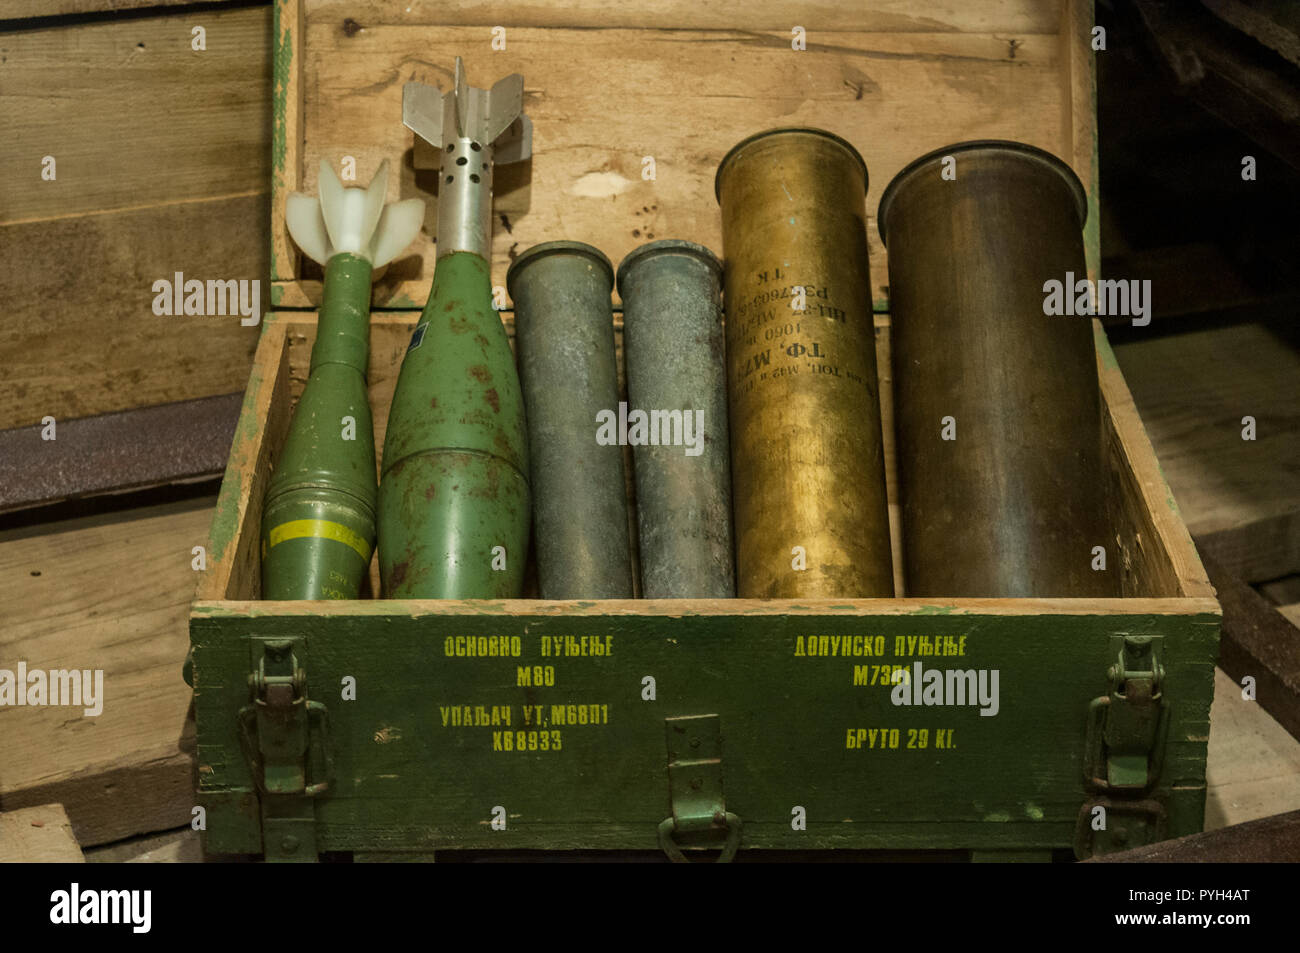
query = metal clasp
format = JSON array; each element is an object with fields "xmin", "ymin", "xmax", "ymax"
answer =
[
  {"xmin": 658, "ymin": 714, "xmax": 743, "ymax": 863},
  {"xmin": 238, "ymin": 639, "xmax": 332, "ymax": 797},
  {"xmin": 1084, "ymin": 635, "xmax": 1169, "ymax": 794}
]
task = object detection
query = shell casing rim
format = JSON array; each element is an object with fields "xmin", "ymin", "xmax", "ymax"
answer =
[
  {"xmin": 506, "ymin": 240, "xmax": 615, "ymax": 296},
  {"xmin": 714, "ymin": 127, "xmax": 869, "ymax": 203},
  {"xmin": 616, "ymin": 239, "xmax": 723, "ymax": 298},
  {"xmin": 876, "ymin": 139, "xmax": 1088, "ymax": 246}
]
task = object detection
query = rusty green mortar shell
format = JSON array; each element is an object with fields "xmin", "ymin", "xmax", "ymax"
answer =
[
  {"xmin": 378, "ymin": 251, "xmax": 530, "ymax": 598},
  {"xmin": 261, "ymin": 252, "xmax": 377, "ymax": 599},
  {"xmin": 507, "ymin": 241, "xmax": 634, "ymax": 599},
  {"xmin": 617, "ymin": 240, "xmax": 735, "ymax": 598}
]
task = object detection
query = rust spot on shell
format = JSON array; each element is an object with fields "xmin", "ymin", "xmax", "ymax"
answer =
[
  {"xmin": 425, "ymin": 484, "xmax": 437, "ymax": 500},
  {"xmin": 388, "ymin": 560, "xmax": 409, "ymax": 590},
  {"xmin": 429, "ymin": 397, "xmax": 439, "ymax": 409},
  {"xmin": 484, "ymin": 388, "xmax": 500, "ymax": 413},
  {"xmin": 468, "ymin": 364, "xmax": 492, "ymax": 383}
]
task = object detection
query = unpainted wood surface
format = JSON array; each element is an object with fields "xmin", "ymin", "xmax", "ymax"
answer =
[
  {"xmin": 0, "ymin": 499, "xmax": 205, "ymax": 846},
  {"xmin": 1, "ymin": 7, "xmax": 270, "ymax": 429},
  {"xmin": 1, "ymin": 195, "xmax": 265, "ymax": 429},
  {"xmin": 1205, "ymin": 667, "xmax": 1300, "ymax": 830},
  {"xmin": 3, "ymin": 7, "xmax": 270, "ymax": 223},
  {"xmin": 0, "ymin": 0, "xmax": 244, "ymax": 17},
  {"xmin": 1113, "ymin": 321, "xmax": 1300, "ymax": 584},
  {"xmin": 0, "ymin": 803, "xmax": 84, "ymax": 863},
  {"xmin": 303, "ymin": 0, "xmax": 1066, "ymax": 33},
  {"xmin": 278, "ymin": 20, "xmax": 1082, "ymax": 306}
]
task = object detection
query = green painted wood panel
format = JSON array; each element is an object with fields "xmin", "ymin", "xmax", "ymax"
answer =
[{"xmin": 192, "ymin": 605, "xmax": 1217, "ymax": 855}]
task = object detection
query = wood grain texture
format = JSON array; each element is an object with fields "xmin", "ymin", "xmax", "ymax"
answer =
[
  {"xmin": 1, "ymin": 194, "xmax": 264, "ymax": 430},
  {"xmin": 2, "ymin": 6, "xmax": 270, "ymax": 223},
  {"xmin": 1113, "ymin": 321, "xmax": 1300, "ymax": 584},
  {"xmin": 302, "ymin": 0, "xmax": 1066, "ymax": 33},
  {"xmin": 1205, "ymin": 667, "xmax": 1300, "ymax": 830},
  {"xmin": 1, "ymin": 2, "xmax": 270, "ymax": 429},
  {"xmin": 0, "ymin": 0, "xmax": 246, "ymax": 18},
  {"xmin": 0, "ymin": 498, "xmax": 207, "ymax": 846},
  {"xmin": 197, "ymin": 323, "xmax": 291, "ymax": 601},
  {"xmin": 277, "ymin": 22, "xmax": 1079, "ymax": 306},
  {"xmin": 0, "ymin": 803, "xmax": 84, "ymax": 863}
]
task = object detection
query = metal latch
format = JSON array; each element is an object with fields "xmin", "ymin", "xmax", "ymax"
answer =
[
  {"xmin": 1084, "ymin": 635, "xmax": 1169, "ymax": 793},
  {"xmin": 238, "ymin": 640, "xmax": 332, "ymax": 797},
  {"xmin": 1074, "ymin": 797, "xmax": 1168, "ymax": 858},
  {"xmin": 658, "ymin": 714, "xmax": 742, "ymax": 863}
]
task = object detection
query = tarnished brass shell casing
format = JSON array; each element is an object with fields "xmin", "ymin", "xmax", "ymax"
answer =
[
  {"xmin": 878, "ymin": 140, "xmax": 1117, "ymax": 597},
  {"xmin": 716, "ymin": 128, "xmax": 894, "ymax": 598}
]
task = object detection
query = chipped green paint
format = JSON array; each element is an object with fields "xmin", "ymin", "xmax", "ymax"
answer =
[
  {"xmin": 271, "ymin": 1, "xmax": 294, "ymax": 281},
  {"xmin": 872, "ymin": 297, "xmax": 890, "ymax": 314},
  {"xmin": 271, "ymin": 283, "xmax": 284, "ymax": 307},
  {"xmin": 191, "ymin": 607, "xmax": 1217, "ymax": 855},
  {"xmin": 910, "ymin": 605, "xmax": 960, "ymax": 615},
  {"xmin": 206, "ymin": 469, "xmax": 244, "ymax": 567}
]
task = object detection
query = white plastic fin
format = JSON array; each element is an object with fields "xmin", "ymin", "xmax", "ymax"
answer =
[
  {"xmin": 284, "ymin": 193, "xmax": 330, "ymax": 265},
  {"xmin": 317, "ymin": 158, "xmax": 346, "ymax": 251},
  {"xmin": 369, "ymin": 199, "xmax": 426, "ymax": 268},
  {"xmin": 359, "ymin": 159, "xmax": 389, "ymax": 249},
  {"xmin": 284, "ymin": 159, "xmax": 425, "ymax": 266}
]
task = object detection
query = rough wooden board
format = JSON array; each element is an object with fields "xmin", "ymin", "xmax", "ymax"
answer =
[
  {"xmin": 0, "ymin": 193, "xmax": 265, "ymax": 429},
  {"xmin": 2, "ymin": 5, "xmax": 270, "ymax": 223},
  {"xmin": 0, "ymin": 804, "xmax": 84, "ymax": 863},
  {"xmin": 0, "ymin": 1, "xmax": 245, "ymax": 18},
  {"xmin": 85, "ymin": 826, "xmax": 203, "ymax": 863},
  {"xmin": 1112, "ymin": 321, "xmax": 1300, "ymax": 582},
  {"xmin": 280, "ymin": 25, "xmax": 1075, "ymax": 305},
  {"xmin": 0, "ymin": 497, "xmax": 210, "ymax": 846},
  {"xmin": 1204, "ymin": 667, "xmax": 1300, "ymax": 830},
  {"xmin": 1279, "ymin": 603, "xmax": 1300, "ymax": 628},
  {"xmin": 304, "ymin": 0, "xmax": 1065, "ymax": 33}
]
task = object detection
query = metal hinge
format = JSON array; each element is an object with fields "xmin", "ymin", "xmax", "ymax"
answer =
[
  {"xmin": 1084, "ymin": 635, "xmax": 1169, "ymax": 794},
  {"xmin": 238, "ymin": 639, "xmax": 332, "ymax": 862},
  {"xmin": 658, "ymin": 714, "xmax": 742, "ymax": 863}
]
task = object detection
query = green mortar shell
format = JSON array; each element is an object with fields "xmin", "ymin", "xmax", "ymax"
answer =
[
  {"xmin": 508, "ymin": 241, "xmax": 634, "ymax": 599},
  {"xmin": 378, "ymin": 251, "xmax": 530, "ymax": 598},
  {"xmin": 617, "ymin": 240, "xmax": 735, "ymax": 598},
  {"xmin": 262, "ymin": 253, "xmax": 377, "ymax": 600}
]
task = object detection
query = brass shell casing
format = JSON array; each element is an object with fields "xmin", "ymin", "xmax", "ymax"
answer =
[
  {"xmin": 716, "ymin": 128, "xmax": 894, "ymax": 598},
  {"xmin": 877, "ymin": 140, "xmax": 1117, "ymax": 597}
]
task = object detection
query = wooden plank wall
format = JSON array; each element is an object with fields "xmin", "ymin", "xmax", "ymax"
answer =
[{"xmin": 0, "ymin": 3, "xmax": 270, "ymax": 430}]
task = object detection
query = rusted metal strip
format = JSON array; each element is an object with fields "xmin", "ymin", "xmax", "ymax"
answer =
[
  {"xmin": 1084, "ymin": 808, "xmax": 1300, "ymax": 862},
  {"xmin": 1200, "ymin": 550, "xmax": 1300, "ymax": 744},
  {"xmin": 0, "ymin": 393, "xmax": 241, "ymax": 514}
]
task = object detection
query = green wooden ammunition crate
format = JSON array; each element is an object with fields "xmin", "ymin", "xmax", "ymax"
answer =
[{"xmin": 190, "ymin": 0, "xmax": 1220, "ymax": 860}]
